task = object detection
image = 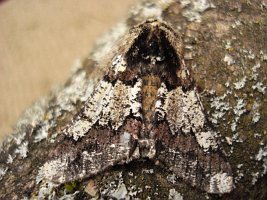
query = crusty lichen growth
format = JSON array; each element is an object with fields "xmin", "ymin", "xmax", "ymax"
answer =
[{"xmin": 0, "ymin": 0, "xmax": 267, "ymax": 199}]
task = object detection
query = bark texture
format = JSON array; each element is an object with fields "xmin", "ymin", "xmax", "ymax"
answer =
[{"xmin": 0, "ymin": 0, "xmax": 266, "ymax": 199}]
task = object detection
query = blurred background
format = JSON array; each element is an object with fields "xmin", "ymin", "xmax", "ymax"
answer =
[{"xmin": 0, "ymin": 0, "xmax": 136, "ymax": 142}]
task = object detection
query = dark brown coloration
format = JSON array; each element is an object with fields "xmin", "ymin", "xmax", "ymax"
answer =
[
  {"xmin": 154, "ymin": 122, "xmax": 232, "ymax": 193},
  {"xmin": 49, "ymin": 125, "xmax": 138, "ymax": 184},
  {"xmin": 0, "ymin": 1, "xmax": 267, "ymax": 199},
  {"xmin": 108, "ymin": 19, "xmax": 192, "ymax": 90},
  {"xmin": 42, "ymin": 19, "xmax": 233, "ymax": 194}
]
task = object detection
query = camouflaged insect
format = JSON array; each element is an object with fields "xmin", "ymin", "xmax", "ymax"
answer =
[{"xmin": 41, "ymin": 19, "xmax": 233, "ymax": 194}]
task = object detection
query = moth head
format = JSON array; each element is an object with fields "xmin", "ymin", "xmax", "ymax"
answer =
[{"xmin": 108, "ymin": 19, "xmax": 193, "ymax": 90}]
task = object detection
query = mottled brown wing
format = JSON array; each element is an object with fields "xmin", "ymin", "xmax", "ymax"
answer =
[
  {"xmin": 40, "ymin": 78, "xmax": 143, "ymax": 184},
  {"xmin": 41, "ymin": 119, "xmax": 140, "ymax": 184},
  {"xmin": 154, "ymin": 84, "xmax": 233, "ymax": 194}
]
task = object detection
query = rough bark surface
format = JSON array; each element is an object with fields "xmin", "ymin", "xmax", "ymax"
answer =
[{"xmin": 0, "ymin": 0, "xmax": 266, "ymax": 199}]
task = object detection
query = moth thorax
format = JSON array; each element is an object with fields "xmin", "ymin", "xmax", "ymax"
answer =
[{"xmin": 141, "ymin": 75, "xmax": 161, "ymax": 132}]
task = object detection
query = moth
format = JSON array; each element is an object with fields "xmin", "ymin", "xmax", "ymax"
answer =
[{"xmin": 41, "ymin": 19, "xmax": 233, "ymax": 194}]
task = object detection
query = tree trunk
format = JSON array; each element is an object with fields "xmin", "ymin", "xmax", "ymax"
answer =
[{"xmin": 0, "ymin": 0, "xmax": 266, "ymax": 199}]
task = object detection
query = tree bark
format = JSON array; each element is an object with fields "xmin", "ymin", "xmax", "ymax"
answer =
[{"xmin": 0, "ymin": 0, "xmax": 266, "ymax": 199}]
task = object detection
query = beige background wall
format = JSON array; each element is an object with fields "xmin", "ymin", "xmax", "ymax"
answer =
[{"xmin": 0, "ymin": 0, "xmax": 136, "ymax": 141}]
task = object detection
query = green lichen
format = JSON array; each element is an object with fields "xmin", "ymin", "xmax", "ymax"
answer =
[{"xmin": 64, "ymin": 181, "xmax": 81, "ymax": 194}]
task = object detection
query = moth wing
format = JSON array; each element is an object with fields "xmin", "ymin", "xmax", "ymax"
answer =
[
  {"xmin": 154, "ymin": 84, "xmax": 233, "ymax": 194},
  {"xmin": 41, "ymin": 78, "xmax": 143, "ymax": 184}
]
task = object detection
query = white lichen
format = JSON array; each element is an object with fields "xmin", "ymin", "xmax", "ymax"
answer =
[
  {"xmin": 15, "ymin": 141, "xmax": 29, "ymax": 158},
  {"xmin": 109, "ymin": 182, "xmax": 128, "ymax": 199},
  {"xmin": 1, "ymin": 95, "xmax": 50, "ymax": 158},
  {"xmin": 112, "ymin": 54, "xmax": 127, "ymax": 75},
  {"xmin": 7, "ymin": 154, "xmax": 13, "ymax": 164},
  {"xmin": 231, "ymin": 122, "xmax": 237, "ymax": 132},
  {"xmin": 142, "ymin": 169, "xmax": 154, "ymax": 174},
  {"xmin": 256, "ymin": 146, "xmax": 267, "ymax": 161},
  {"xmin": 235, "ymin": 164, "xmax": 244, "ymax": 182},
  {"xmin": 167, "ymin": 174, "xmax": 177, "ymax": 184},
  {"xmin": 66, "ymin": 78, "xmax": 142, "ymax": 140},
  {"xmin": 233, "ymin": 76, "xmax": 247, "ymax": 90},
  {"xmin": 231, "ymin": 20, "xmax": 242, "ymax": 28},
  {"xmin": 131, "ymin": 1, "xmax": 174, "ymax": 21},
  {"xmin": 254, "ymin": 133, "xmax": 262, "ymax": 139},
  {"xmin": 145, "ymin": 185, "xmax": 152, "ymax": 189},
  {"xmin": 180, "ymin": 0, "xmax": 215, "ymax": 22},
  {"xmin": 251, "ymin": 62, "xmax": 260, "ymax": 80},
  {"xmin": 224, "ymin": 40, "xmax": 232, "ymax": 50},
  {"xmin": 128, "ymin": 185, "xmax": 139, "ymax": 197},
  {"xmin": 251, "ymin": 172, "xmax": 260, "ymax": 185},
  {"xmin": 58, "ymin": 191, "xmax": 79, "ymax": 200},
  {"xmin": 100, "ymin": 172, "xmax": 138, "ymax": 199},
  {"xmin": 0, "ymin": 167, "xmax": 7, "ymax": 180},
  {"xmin": 252, "ymin": 82, "xmax": 266, "ymax": 94},
  {"xmin": 13, "ymin": 132, "xmax": 26, "ymax": 146},
  {"xmin": 260, "ymin": 50, "xmax": 267, "ymax": 60},
  {"xmin": 233, "ymin": 98, "xmax": 246, "ymax": 118},
  {"xmin": 55, "ymin": 70, "xmax": 96, "ymax": 116},
  {"xmin": 38, "ymin": 157, "xmax": 69, "ymax": 184},
  {"xmin": 253, "ymin": 145, "xmax": 267, "ymax": 185},
  {"xmin": 120, "ymin": 132, "xmax": 131, "ymax": 147},
  {"xmin": 195, "ymin": 131, "xmax": 218, "ymax": 151},
  {"xmin": 209, "ymin": 173, "xmax": 233, "ymax": 193},
  {"xmin": 223, "ymin": 54, "xmax": 235, "ymax": 65},
  {"xmin": 26, "ymin": 65, "xmax": 101, "ymax": 142},
  {"xmin": 247, "ymin": 50, "xmax": 255, "ymax": 59},
  {"xmin": 225, "ymin": 137, "xmax": 232, "ymax": 145},
  {"xmin": 210, "ymin": 94, "xmax": 230, "ymax": 124},
  {"xmin": 36, "ymin": 179, "xmax": 58, "ymax": 200},
  {"xmin": 232, "ymin": 132, "xmax": 243, "ymax": 143},
  {"xmin": 251, "ymin": 102, "xmax": 261, "ymax": 124},
  {"xmin": 138, "ymin": 4, "xmax": 162, "ymax": 19},
  {"xmin": 92, "ymin": 22, "xmax": 128, "ymax": 63},
  {"xmin": 168, "ymin": 188, "xmax": 183, "ymax": 200},
  {"xmin": 237, "ymin": 164, "xmax": 243, "ymax": 169},
  {"xmin": 34, "ymin": 122, "xmax": 51, "ymax": 143}
]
